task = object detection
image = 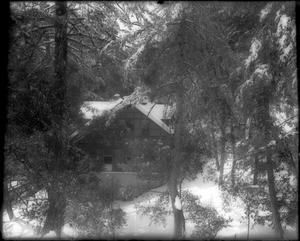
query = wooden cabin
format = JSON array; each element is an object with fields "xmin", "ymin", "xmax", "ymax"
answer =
[{"xmin": 73, "ymin": 97, "xmax": 175, "ymax": 174}]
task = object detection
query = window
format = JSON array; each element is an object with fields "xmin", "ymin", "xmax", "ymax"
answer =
[
  {"xmin": 126, "ymin": 120, "xmax": 134, "ymax": 133},
  {"xmin": 103, "ymin": 156, "xmax": 113, "ymax": 171},
  {"xmin": 141, "ymin": 120, "xmax": 150, "ymax": 136}
]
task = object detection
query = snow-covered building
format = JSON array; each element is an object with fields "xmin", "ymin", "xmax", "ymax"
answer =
[{"xmin": 72, "ymin": 95, "xmax": 175, "ymax": 174}]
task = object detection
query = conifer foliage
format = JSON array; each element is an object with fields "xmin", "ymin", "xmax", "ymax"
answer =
[{"xmin": 6, "ymin": 1, "xmax": 297, "ymax": 239}]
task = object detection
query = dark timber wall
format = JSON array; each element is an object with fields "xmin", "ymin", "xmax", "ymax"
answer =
[{"xmin": 78, "ymin": 105, "xmax": 171, "ymax": 172}]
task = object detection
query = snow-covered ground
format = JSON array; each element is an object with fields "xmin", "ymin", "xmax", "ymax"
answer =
[
  {"xmin": 2, "ymin": 162, "xmax": 298, "ymax": 239},
  {"xmin": 114, "ymin": 168, "xmax": 297, "ymax": 240}
]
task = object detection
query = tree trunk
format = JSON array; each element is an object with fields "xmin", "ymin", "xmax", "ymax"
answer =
[
  {"xmin": 42, "ymin": 187, "xmax": 66, "ymax": 237},
  {"xmin": 42, "ymin": 1, "xmax": 68, "ymax": 237},
  {"xmin": 219, "ymin": 121, "xmax": 226, "ymax": 186},
  {"xmin": 253, "ymin": 154, "xmax": 259, "ymax": 185},
  {"xmin": 230, "ymin": 121, "xmax": 236, "ymax": 188},
  {"xmin": 4, "ymin": 182, "xmax": 14, "ymax": 220},
  {"xmin": 169, "ymin": 90, "xmax": 185, "ymax": 239},
  {"xmin": 266, "ymin": 153, "xmax": 284, "ymax": 238},
  {"xmin": 167, "ymin": 17, "xmax": 190, "ymax": 239},
  {"xmin": 109, "ymin": 203, "xmax": 115, "ymax": 239},
  {"xmin": 231, "ymin": 158, "xmax": 237, "ymax": 188},
  {"xmin": 53, "ymin": 1, "xmax": 68, "ymax": 119},
  {"xmin": 218, "ymin": 100, "xmax": 228, "ymax": 186},
  {"xmin": 247, "ymin": 205, "xmax": 250, "ymax": 240},
  {"xmin": 261, "ymin": 90, "xmax": 284, "ymax": 239},
  {"xmin": 210, "ymin": 116, "xmax": 220, "ymax": 170}
]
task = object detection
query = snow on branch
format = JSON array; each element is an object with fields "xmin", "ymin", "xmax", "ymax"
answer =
[
  {"xmin": 254, "ymin": 64, "xmax": 271, "ymax": 79},
  {"xmin": 276, "ymin": 12, "xmax": 294, "ymax": 62},
  {"xmin": 124, "ymin": 44, "xmax": 145, "ymax": 71},
  {"xmin": 260, "ymin": 3, "xmax": 273, "ymax": 22},
  {"xmin": 267, "ymin": 140, "xmax": 276, "ymax": 147},
  {"xmin": 245, "ymin": 38, "xmax": 262, "ymax": 68},
  {"xmin": 236, "ymin": 64, "xmax": 272, "ymax": 105}
]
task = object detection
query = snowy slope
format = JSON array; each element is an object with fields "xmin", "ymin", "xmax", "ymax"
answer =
[
  {"xmin": 3, "ymin": 162, "xmax": 298, "ymax": 239},
  {"xmin": 113, "ymin": 161, "xmax": 297, "ymax": 239}
]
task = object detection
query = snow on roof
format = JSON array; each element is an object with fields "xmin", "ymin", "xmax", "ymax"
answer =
[
  {"xmin": 137, "ymin": 102, "xmax": 173, "ymax": 119},
  {"xmin": 81, "ymin": 99, "xmax": 123, "ymax": 119},
  {"xmin": 80, "ymin": 99, "xmax": 174, "ymax": 134},
  {"xmin": 135, "ymin": 103, "xmax": 174, "ymax": 134}
]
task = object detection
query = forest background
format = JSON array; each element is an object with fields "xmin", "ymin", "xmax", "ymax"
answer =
[{"xmin": 4, "ymin": 1, "xmax": 298, "ymax": 239}]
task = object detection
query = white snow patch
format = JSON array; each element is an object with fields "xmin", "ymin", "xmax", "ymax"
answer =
[
  {"xmin": 245, "ymin": 118, "xmax": 251, "ymax": 139},
  {"xmin": 254, "ymin": 64, "xmax": 271, "ymax": 79},
  {"xmin": 274, "ymin": 111, "xmax": 295, "ymax": 133},
  {"xmin": 235, "ymin": 140, "xmax": 243, "ymax": 148},
  {"xmin": 291, "ymin": 25, "xmax": 296, "ymax": 41},
  {"xmin": 35, "ymin": 188, "xmax": 48, "ymax": 199},
  {"xmin": 277, "ymin": 14, "xmax": 290, "ymax": 35},
  {"xmin": 244, "ymin": 77, "xmax": 254, "ymax": 87},
  {"xmin": 62, "ymin": 223, "xmax": 78, "ymax": 238},
  {"xmin": 174, "ymin": 195, "xmax": 182, "ymax": 210},
  {"xmin": 279, "ymin": 34, "xmax": 287, "ymax": 48},
  {"xmin": 247, "ymin": 146, "xmax": 254, "ymax": 154},
  {"xmin": 260, "ymin": 3, "xmax": 272, "ymax": 22},
  {"xmin": 81, "ymin": 99, "xmax": 123, "ymax": 119},
  {"xmin": 2, "ymin": 219, "xmax": 37, "ymax": 238},
  {"xmin": 245, "ymin": 38, "xmax": 262, "ymax": 68},
  {"xmin": 289, "ymin": 175, "xmax": 297, "ymax": 186},
  {"xmin": 267, "ymin": 140, "xmax": 276, "ymax": 147},
  {"xmin": 276, "ymin": 13, "xmax": 294, "ymax": 62},
  {"xmin": 125, "ymin": 44, "xmax": 145, "ymax": 71},
  {"xmin": 43, "ymin": 231, "xmax": 57, "ymax": 238},
  {"xmin": 259, "ymin": 146, "xmax": 266, "ymax": 151},
  {"xmin": 275, "ymin": 10, "xmax": 281, "ymax": 21},
  {"xmin": 280, "ymin": 43, "xmax": 293, "ymax": 61},
  {"xmin": 292, "ymin": 70, "xmax": 297, "ymax": 88},
  {"xmin": 10, "ymin": 181, "xmax": 19, "ymax": 188}
]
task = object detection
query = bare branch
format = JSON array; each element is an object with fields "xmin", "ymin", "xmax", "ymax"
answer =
[
  {"xmin": 116, "ymin": 2, "xmax": 125, "ymax": 12},
  {"xmin": 68, "ymin": 37, "xmax": 93, "ymax": 50}
]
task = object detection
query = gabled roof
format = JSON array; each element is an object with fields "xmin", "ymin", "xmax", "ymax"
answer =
[
  {"xmin": 134, "ymin": 103, "xmax": 174, "ymax": 134},
  {"xmin": 80, "ymin": 98, "xmax": 175, "ymax": 134}
]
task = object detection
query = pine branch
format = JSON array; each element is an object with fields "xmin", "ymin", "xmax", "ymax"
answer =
[
  {"xmin": 68, "ymin": 37, "xmax": 93, "ymax": 50},
  {"xmin": 37, "ymin": 25, "xmax": 55, "ymax": 30}
]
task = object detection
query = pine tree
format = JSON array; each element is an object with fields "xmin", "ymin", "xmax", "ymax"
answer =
[
  {"xmin": 229, "ymin": 2, "xmax": 297, "ymax": 237},
  {"xmin": 7, "ymin": 1, "xmax": 127, "ymax": 237},
  {"xmin": 127, "ymin": 2, "xmax": 235, "ymax": 238}
]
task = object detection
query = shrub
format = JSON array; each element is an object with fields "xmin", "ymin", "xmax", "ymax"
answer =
[
  {"xmin": 182, "ymin": 191, "xmax": 231, "ymax": 239},
  {"xmin": 65, "ymin": 174, "xmax": 127, "ymax": 238}
]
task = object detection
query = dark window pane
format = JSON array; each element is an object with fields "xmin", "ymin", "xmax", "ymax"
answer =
[
  {"xmin": 126, "ymin": 120, "xmax": 134, "ymax": 132},
  {"xmin": 104, "ymin": 156, "xmax": 112, "ymax": 164},
  {"xmin": 141, "ymin": 120, "xmax": 150, "ymax": 136}
]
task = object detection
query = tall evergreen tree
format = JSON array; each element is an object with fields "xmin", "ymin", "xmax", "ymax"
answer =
[
  {"xmin": 127, "ymin": 2, "xmax": 235, "ymax": 238},
  {"xmin": 228, "ymin": 2, "xmax": 297, "ymax": 238},
  {"xmin": 7, "ymin": 1, "xmax": 127, "ymax": 236}
]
